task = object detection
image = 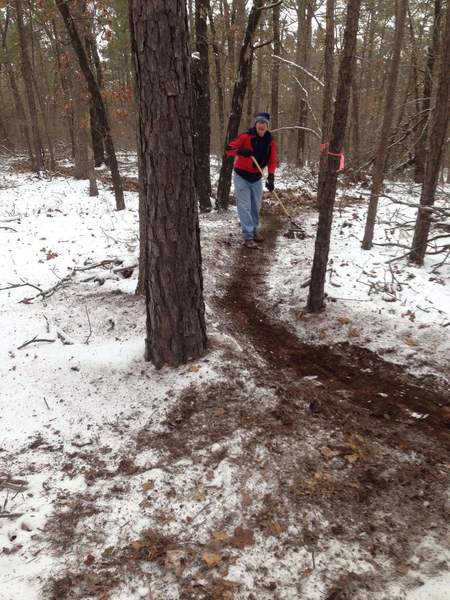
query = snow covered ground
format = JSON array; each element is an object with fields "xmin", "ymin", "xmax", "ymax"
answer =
[
  {"xmin": 0, "ymin": 155, "xmax": 449, "ymax": 600},
  {"xmin": 267, "ymin": 180, "xmax": 450, "ymax": 384}
]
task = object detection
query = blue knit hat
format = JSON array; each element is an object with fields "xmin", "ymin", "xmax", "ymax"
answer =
[{"xmin": 255, "ymin": 112, "xmax": 270, "ymax": 125}]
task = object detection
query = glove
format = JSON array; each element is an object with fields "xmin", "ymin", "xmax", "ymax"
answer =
[
  {"xmin": 266, "ymin": 173, "xmax": 275, "ymax": 192},
  {"xmin": 237, "ymin": 147, "xmax": 253, "ymax": 157}
]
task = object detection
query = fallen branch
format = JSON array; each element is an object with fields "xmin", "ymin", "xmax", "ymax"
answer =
[
  {"xmin": 0, "ymin": 226, "xmax": 17, "ymax": 232},
  {"xmin": 0, "ymin": 281, "xmax": 43, "ymax": 293},
  {"xmin": 0, "ymin": 512, "xmax": 24, "ymax": 520},
  {"xmin": 73, "ymin": 258, "xmax": 123, "ymax": 272},
  {"xmin": 17, "ymin": 335, "xmax": 55, "ymax": 350},
  {"xmin": 19, "ymin": 275, "xmax": 72, "ymax": 303}
]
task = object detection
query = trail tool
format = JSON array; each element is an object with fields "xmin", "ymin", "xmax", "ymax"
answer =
[{"xmin": 251, "ymin": 156, "xmax": 306, "ymax": 238}]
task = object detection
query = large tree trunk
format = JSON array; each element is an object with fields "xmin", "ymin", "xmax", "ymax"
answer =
[
  {"xmin": 216, "ymin": 0, "xmax": 264, "ymax": 210},
  {"xmin": 270, "ymin": 2, "xmax": 280, "ymax": 131},
  {"xmin": 55, "ymin": 0, "xmax": 125, "ymax": 210},
  {"xmin": 413, "ymin": 0, "xmax": 441, "ymax": 183},
  {"xmin": 15, "ymin": 0, "xmax": 45, "ymax": 172},
  {"xmin": 361, "ymin": 0, "xmax": 408, "ymax": 250},
  {"xmin": 307, "ymin": 0, "xmax": 361, "ymax": 312},
  {"xmin": 409, "ymin": 0, "xmax": 450, "ymax": 265},
  {"xmin": 130, "ymin": 0, "xmax": 207, "ymax": 368},
  {"xmin": 192, "ymin": 0, "xmax": 212, "ymax": 212}
]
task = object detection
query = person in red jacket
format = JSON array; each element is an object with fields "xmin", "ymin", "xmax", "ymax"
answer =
[{"xmin": 226, "ymin": 112, "xmax": 277, "ymax": 248}]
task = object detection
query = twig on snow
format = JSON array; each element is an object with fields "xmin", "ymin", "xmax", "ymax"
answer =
[
  {"xmin": 17, "ymin": 335, "xmax": 55, "ymax": 350},
  {"xmin": 0, "ymin": 281, "xmax": 43, "ymax": 293},
  {"xmin": 0, "ymin": 512, "xmax": 24, "ymax": 520},
  {"xmin": 84, "ymin": 305, "xmax": 92, "ymax": 344},
  {"xmin": 73, "ymin": 258, "xmax": 123, "ymax": 272}
]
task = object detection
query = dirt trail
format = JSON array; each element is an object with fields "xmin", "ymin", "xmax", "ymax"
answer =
[{"xmin": 219, "ymin": 210, "xmax": 450, "ymax": 444}]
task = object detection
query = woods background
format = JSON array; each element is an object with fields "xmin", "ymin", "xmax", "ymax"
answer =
[{"xmin": 1, "ymin": 0, "xmax": 449, "ymax": 183}]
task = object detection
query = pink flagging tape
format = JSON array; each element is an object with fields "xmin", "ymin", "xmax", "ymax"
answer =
[{"xmin": 320, "ymin": 142, "xmax": 345, "ymax": 172}]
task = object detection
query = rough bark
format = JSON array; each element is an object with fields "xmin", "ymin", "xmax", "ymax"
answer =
[
  {"xmin": 55, "ymin": 0, "xmax": 125, "ymax": 210},
  {"xmin": 317, "ymin": 0, "xmax": 335, "ymax": 201},
  {"xmin": 216, "ymin": 0, "xmax": 264, "ymax": 210},
  {"xmin": 130, "ymin": 0, "xmax": 207, "ymax": 368},
  {"xmin": 193, "ymin": 0, "xmax": 212, "ymax": 212},
  {"xmin": 307, "ymin": 0, "xmax": 362, "ymax": 312},
  {"xmin": 361, "ymin": 0, "xmax": 408, "ymax": 250},
  {"xmin": 128, "ymin": 0, "xmax": 146, "ymax": 296},
  {"xmin": 409, "ymin": 0, "xmax": 450, "ymax": 265}
]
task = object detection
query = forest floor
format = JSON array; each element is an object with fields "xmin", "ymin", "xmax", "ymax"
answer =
[{"xmin": 0, "ymin": 154, "xmax": 449, "ymax": 600}]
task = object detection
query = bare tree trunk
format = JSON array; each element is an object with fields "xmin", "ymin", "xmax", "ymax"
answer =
[
  {"xmin": 85, "ymin": 21, "xmax": 106, "ymax": 167},
  {"xmin": 270, "ymin": 2, "xmax": 280, "ymax": 131},
  {"xmin": 216, "ymin": 0, "xmax": 264, "ymax": 210},
  {"xmin": 246, "ymin": 56, "xmax": 254, "ymax": 125},
  {"xmin": 223, "ymin": 0, "xmax": 236, "ymax": 86},
  {"xmin": 192, "ymin": 0, "xmax": 212, "ymax": 212},
  {"xmin": 128, "ymin": 0, "xmax": 146, "ymax": 296},
  {"xmin": 413, "ymin": 0, "xmax": 441, "ymax": 183},
  {"xmin": 254, "ymin": 41, "xmax": 264, "ymax": 114},
  {"xmin": 51, "ymin": 18, "xmax": 76, "ymax": 158},
  {"xmin": 295, "ymin": 0, "xmax": 305, "ymax": 166},
  {"xmin": 130, "ymin": 0, "xmax": 207, "ymax": 368},
  {"xmin": 31, "ymin": 19, "xmax": 56, "ymax": 171},
  {"xmin": 317, "ymin": 0, "xmax": 335, "ymax": 200},
  {"xmin": 296, "ymin": 0, "xmax": 312, "ymax": 166},
  {"xmin": 307, "ymin": 0, "xmax": 362, "ymax": 312},
  {"xmin": 409, "ymin": 1, "xmax": 450, "ymax": 265},
  {"xmin": 87, "ymin": 146, "xmax": 98, "ymax": 196},
  {"xmin": 4, "ymin": 62, "xmax": 33, "ymax": 161},
  {"xmin": 446, "ymin": 144, "xmax": 450, "ymax": 184},
  {"xmin": 31, "ymin": 72, "xmax": 56, "ymax": 171},
  {"xmin": 15, "ymin": 0, "xmax": 45, "ymax": 171},
  {"xmin": 56, "ymin": 0, "xmax": 125, "ymax": 210},
  {"xmin": 207, "ymin": 1, "xmax": 225, "ymax": 142},
  {"xmin": 0, "ymin": 75, "xmax": 14, "ymax": 150},
  {"xmin": 351, "ymin": 61, "xmax": 361, "ymax": 168},
  {"xmin": 361, "ymin": 0, "xmax": 408, "ymax": 250},
  {"xmin": 73, "ymin": 80, "xmax": 89, "ymax": 179}
]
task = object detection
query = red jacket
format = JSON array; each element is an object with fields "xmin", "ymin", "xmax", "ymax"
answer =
[{"xmin": 226, "ymin": 129, "xmax": 277, "ymax": 176}]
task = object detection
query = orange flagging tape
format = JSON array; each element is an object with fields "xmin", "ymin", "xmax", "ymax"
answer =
[{"xmin": 320, "ymin": 143, "xmax": 345, "ymax": 172}]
